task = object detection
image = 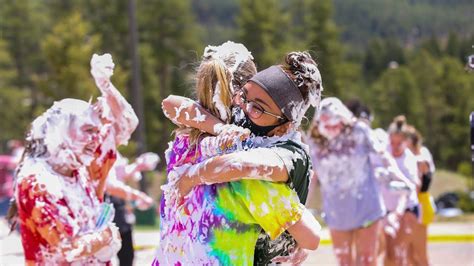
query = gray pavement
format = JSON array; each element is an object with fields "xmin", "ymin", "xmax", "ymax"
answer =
[{"xmin": 1, "ymin": 221, "xmax": 473, "ymax": 265}]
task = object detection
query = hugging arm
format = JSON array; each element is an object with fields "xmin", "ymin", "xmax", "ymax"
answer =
[
  {"xmin": 162, "ymin": 95, "xmax": 224, "ymax": 135},
  {"xmin": 175, "ymin": 148, "xmax": 289, "ymax": 196},
  {"xmin": 287, "ymin": 209, "xmax": 321, "ymax": 250}
]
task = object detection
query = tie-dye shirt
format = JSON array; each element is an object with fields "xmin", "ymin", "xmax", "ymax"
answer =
[{"xmin": 153, "ymin": 135, "xmax": 305, "ymax": 266}]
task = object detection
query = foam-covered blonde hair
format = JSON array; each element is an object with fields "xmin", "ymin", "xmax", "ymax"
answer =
[{"xmin": 179, "ymin": 41, "xmax": 257, "ymax": 145}]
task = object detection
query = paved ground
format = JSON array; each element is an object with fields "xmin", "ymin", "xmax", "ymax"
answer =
[{"xmin": 1, "ymin": 221, "xmax": 473, "ymax": 265}]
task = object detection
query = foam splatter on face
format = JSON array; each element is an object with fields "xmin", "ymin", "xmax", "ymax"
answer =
[
  {"xmin": 318, "ymin": 114, "xmax": 343, "ymax": 140},
  {"xmin": 314, "ymin": 98, "xmax": 354, "ymax": 140},
  {"xmin": 66, "ymin": 108, "xmax": 101, "ymax": 166},
  {"xmin": 29, "ymin": 98, "xmax": 101, "ymax": 171}
]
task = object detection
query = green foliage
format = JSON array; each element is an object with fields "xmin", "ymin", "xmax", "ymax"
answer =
[
  {"xmin": 332, "ymin": 0, "xmax": 473, "ymax": 48},
  {"xmin": 236, "ymin": 0, "xmax": 289, "ymax": 68},
  {"xmin": 295, "ymin": 0, "xmax": 344, "ymax": 97},
  {"xmin": 363, "ymin": 38, "xmax": 406, "ymax": 81},
  {"xmin": 457, "ymin": 191, "xmax": 474, "ymax": 213},
  {"xmin": 0, "ymin": 0, "xmax": 472, "ymax": 173},
  {"xmin": 136, "ymin": 0, "xmax": 202, "ymax": 167},
  {"xmin": 456, "ymin": 162, "xmax": 472, "ymax": 178},
  {"xmin": 370, "ymin": 66, "xmax": 422, "ymax": 129},
  {"xmin": 38, "ymin": 12, "xmax": 101, "ymax": 101},
  {"xmin": 0, "ymin": 38, "xmax": 29, "ymax": 150}
]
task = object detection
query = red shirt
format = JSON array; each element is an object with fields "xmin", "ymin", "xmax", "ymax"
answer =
[{"xmin": 15, "ymin": 147, "xmax": 116, "ymax": 264}]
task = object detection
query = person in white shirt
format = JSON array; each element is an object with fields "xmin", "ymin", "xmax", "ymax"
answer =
[
  {"xmin": 386, "ymin": 116, "xmax": 427, "ymax": 266},
  {"xmin": 406, "ymin": 125, "xmax": 436, "ymax": 265}
]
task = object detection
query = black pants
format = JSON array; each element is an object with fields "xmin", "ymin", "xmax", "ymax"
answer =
[{"xmin": 117, "ymin": 229, "xmax": 134, "ymax": 266}]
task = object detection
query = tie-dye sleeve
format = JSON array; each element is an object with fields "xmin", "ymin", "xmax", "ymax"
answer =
[
  {"xmin": 231, "ymin": 180, "xmax": 305, "ymax": 240},
  {"xmin": 166, "ymin": 135, "xmax": 201, "ymax": 172}
]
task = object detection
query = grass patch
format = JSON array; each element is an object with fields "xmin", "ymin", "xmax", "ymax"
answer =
[{"xmin": 430, "ymin": 169, "xmax": 471, "ymax": 198}]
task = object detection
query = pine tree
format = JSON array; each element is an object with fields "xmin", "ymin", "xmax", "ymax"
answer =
[
  {"xmin": 370, "ymin": 66, "xmax": 422, "ymax": 131},
  {"xmin": 0, "ymin": 38, "xmax": 29, "ymax": 150},
  {"xmin": 38, "ymin": 12, "xmax": 102, "ymax": 102},
  {"xmin": 0, "ymin": 0, "xmax": 48, "ymax": 116},
  {"xmin": 236, "ymin": 0, "xmax": 289, "ymax": 68},
  {"xmin": 363, "ymin": 38, "xmax": 406, "ymax": 81},
  {"xmin": 406, "ymin": 50, "xmax": 446, "ymax": 165},
  {"xmin": 445, "ymin": 32, "xmax": 461, "ymax": 60},
  {"xmin": 137, "ymin": 0, "xmax": 202, "ymax": 168},
  {"xmin": 299, "ymin": 0, "xmax": 344, "ymax": 97},
  {"xmin": 436, "ymin": 56, "xmax": 474, "ymax": 169}
]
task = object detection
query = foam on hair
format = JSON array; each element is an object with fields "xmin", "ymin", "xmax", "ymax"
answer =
[
  {"xmin": 388, "ymin": 115, "xmax": 410, "ymax": 136},
  {"xmin": 283, "ymin": 51, "xmax": 323, "ymax": 110}
]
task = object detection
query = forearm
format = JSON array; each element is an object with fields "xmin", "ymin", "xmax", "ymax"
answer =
[
  {"xmin": 381, "ymin": 151, "xmax": 417, "ymax": 188},
  {"xmin": 98, "ymin": 85, "xmax": 138, "ymax": 145},
  {"xmin": 106, "ymin": 181, "xmax": 144, "ymax": 201},
  {"xmin": 181, "ymin": 148, "xmax": 289, "ymax": 185},
  {"xmin": 162, "ymin": 95, "xmax": 223, "ymax": 135},
  {"xmin": 64, "ymin": 228, "xmax": 112, "ymax": 260},
  {"xmin": 287, "ymin": 209, "xmax": 321, "ymax": 250},
  {"xmin": 95, "ymin": 178, "xmax": 108, "ymax": 201}
]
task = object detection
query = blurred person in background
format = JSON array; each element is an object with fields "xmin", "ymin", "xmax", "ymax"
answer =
[
  {"xmin": 345, "ymin": 100, "xmax": 414, "ymax": 262},
  {"xmin": 386, "ymin": 115, "xmax": 425, "ymax": 266},
  {"xmin": 7, "ymin": 53, "xmax": 138, "ymax": 265},
  {"xmin": 105, "ymin": 152, "xmax": 158, "ymax": 266},
  {"xmin": 7, "ymin": 140, "xmax": 25, "ymax": 165},
  {"xmin": 406, "ymin": 124, "xmax": 435, "ymax": 265},
  {"xmin": 306, "ymin": 97, "xmax": 414, "ymax": 266},
  {"xmin": 0, "ymin": 155, "xmax": 15, "ymax": 221},
  {"xmin": 345, "ymin": 99, "xmax": 373, "ymax": 126}
]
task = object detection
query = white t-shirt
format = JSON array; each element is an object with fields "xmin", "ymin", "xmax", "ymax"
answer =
[
  {"xmin": 378, "ymin": 147, "xmax": 419, "ymax": 211},
  {"xmin": 417, "ymin": 146, "xmax": 436, "ymax": 173},
  {"xmin": 393, "ymin": 148, "xmax": 419, "ymax": 208}
]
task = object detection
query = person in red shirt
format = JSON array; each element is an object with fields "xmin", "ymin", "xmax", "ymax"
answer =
[{"xmin": 9, "ymin": 53, "xmax": 138, "ymax": 265}]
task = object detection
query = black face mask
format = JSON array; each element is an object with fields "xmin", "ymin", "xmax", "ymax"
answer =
[{"xmin": 231, "ymin": 106, "xmax": 284, "ymax": 137}]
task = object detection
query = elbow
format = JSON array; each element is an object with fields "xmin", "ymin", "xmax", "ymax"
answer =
[{"xmin": 161, "ymin": 96, "xmax": 177, "ymax": 118}]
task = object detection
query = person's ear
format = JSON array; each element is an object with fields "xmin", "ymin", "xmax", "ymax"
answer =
[{"xmin": 270, "ymin": 122, "xmax": 292, "ymax": 137}]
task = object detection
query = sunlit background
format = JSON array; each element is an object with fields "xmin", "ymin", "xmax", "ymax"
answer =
[{"xmin": 0, "ymin": 1, "xmax": 473, "ymax": 263}]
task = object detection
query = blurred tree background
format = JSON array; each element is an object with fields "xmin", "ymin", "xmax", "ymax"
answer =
[{"xmin": 0, "ymin": 0, "xmax": 473, "ymax": 176}]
